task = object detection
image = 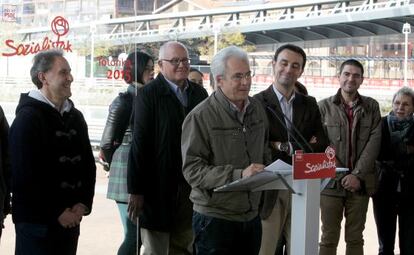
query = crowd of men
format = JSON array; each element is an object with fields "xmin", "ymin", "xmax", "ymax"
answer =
[{"xmin": 0, "ymin": 40, "xmax": 413, "ymax": 255}]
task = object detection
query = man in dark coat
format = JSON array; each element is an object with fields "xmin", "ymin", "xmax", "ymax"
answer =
[
  {"xmin": 127, "ymin": 41, "xmax": 208, "ymax": 254},
  {"xmin": 0, "ymin": 104, "xmax": 10, "ymax": 240},
  {"xmin": 254, "ymin": 44, "xmax": 328, "ymax": 255},
  {"xmin": 9, "ymin": 50, "xmax": 96, "ymax": 255}
]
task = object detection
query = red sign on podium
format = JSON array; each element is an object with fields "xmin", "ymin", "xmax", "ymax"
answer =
[{"xmin": 293, "ymin": 146, "xmax": 336, "ymax": 179}]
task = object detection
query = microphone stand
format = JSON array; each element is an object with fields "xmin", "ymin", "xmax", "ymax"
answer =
[{"xmin": 266, "ymin": 106, "xmax": 314, "ymax": 153}]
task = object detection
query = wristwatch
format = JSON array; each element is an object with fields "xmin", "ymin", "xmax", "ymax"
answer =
[{"xmin": 278, "ymin": 142, "xmax": 290, "ymax": 153}]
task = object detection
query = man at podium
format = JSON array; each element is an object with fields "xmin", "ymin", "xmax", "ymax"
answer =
[{"xmin": 181, "ymin": 46, "xmax": 272, "ymax": 255}]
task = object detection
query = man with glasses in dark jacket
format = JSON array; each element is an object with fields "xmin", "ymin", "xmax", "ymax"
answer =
[{"xmin": 127, "ymin": 41, "xmax": 208, "ymax": 255}]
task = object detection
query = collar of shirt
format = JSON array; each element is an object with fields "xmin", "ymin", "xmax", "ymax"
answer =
[
  {"xmin": 272, "ymin": 84, "xmax": 295, "ymax": 136},
  {"xmin": 272, "ymin": 84, "xmax": 296, "ymax": 105},
  {"xmin": 226, "ymin": 95, "xmax": 250, "ymax": 123},
  {"xmin": 339, "ymin": 92, "xmax": 361, "ymax": 109},
  {"xmin": 28, "ymin": 89, "xmax": 72, "ymax": 115},
  {"xmin": 165, "ymin": 77, "xmax": 188, "ymax": 106},
  {"xmin": 342, "ymin": 99, "xmax": 359, "ymax": 109}
]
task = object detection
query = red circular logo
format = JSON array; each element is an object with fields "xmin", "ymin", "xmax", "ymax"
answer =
[
  {"xmin": 51, "ymin": 16, "xmax": 69, "ymax": 37},
  {"xmin": 325, "ymin": 146, "xmax": 336, "ymax": 160}
]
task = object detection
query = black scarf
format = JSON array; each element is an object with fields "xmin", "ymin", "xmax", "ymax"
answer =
[{"xmin": 387, "ymin": 112, "xmax": 414, "ymax": 154}]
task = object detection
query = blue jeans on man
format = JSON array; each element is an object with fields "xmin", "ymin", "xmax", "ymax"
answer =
[{"xmin": 193, "ymin": 211, "xmax": 262, "ymax": 255}]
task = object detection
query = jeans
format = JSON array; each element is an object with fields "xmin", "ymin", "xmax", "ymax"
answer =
[
  {"xmin": 15, "ymin": 222, "xmax": 79, "ymax": 255},
  {"xmin": 116, "ymin": 202, "xmax": 138, "ymax": 255},
  {"xmin": 193, "ymin": 211, "xmax": 262, "ymax": 255}
]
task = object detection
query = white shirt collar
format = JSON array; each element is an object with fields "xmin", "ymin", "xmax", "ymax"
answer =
[
  {"xmin": 272, "ymin": 84, "xmax": 295, "ymax": 104},
  {"xmin": 28, "ymin": 89, "xmax": 72, "ymax": 115}
]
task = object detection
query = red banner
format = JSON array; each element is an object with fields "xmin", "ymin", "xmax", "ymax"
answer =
[{"xmin": 293, "ymin": 147, "xmax": 336, "ymax": 179}]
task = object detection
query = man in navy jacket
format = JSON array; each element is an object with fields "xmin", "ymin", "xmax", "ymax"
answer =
[{"xmin": 9, "ymin": 49, "xmax": 96, "ymax": 255}]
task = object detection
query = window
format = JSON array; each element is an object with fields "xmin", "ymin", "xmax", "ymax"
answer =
[
  {"xmin": 139, "ymin": 0, "xmax": 153, "ymax": 12},
  {"xmin": 23, "ymin": 3, "xmax": 35, "ymax": 14},
  {"xmin": 118, "ymin": 0, "xmax": 134, "ymax": 10}
]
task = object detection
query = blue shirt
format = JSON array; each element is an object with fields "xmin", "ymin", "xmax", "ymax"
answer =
[{"xmin": 165, "ymin": 78, "xmax": 188, "ymax": 107}]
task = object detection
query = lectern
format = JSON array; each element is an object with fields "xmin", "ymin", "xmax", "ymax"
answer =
[{"xmin": 215, "ymin": 147, "xmax": 346, "ymax": 255}]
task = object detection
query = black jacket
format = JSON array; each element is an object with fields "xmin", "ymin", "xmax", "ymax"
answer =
[
  {"xmin": 376, "ymin": 116, "xmax": 414, "ymax": 195},
  {"xmin": 254, "ymin": 85, "xmax": 328, "ymax": 219},
  {"xmin": 0, "ymin": 105, "xmax": 10, "ymax": 223},
  {"xmin": 254, "ymin": 85, "xmax": 328, "ymax": 163},
  {"xmin": 128, "ymin": 73, "xmax": 208, "ymax": 231},
  {"xmin": 9, "ymin": 93, "xmax": 96, "ymax": 224},
  {"xmin": 100, "ymin": 84, "xmax": 135, "ymax": 163}
]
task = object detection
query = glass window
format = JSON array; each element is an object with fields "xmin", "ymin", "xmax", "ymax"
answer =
[
  {"xmin": 139, "ymin": 0, "xmax": 153, "ymax": 12},
  {"xmin": 23, "ymin": 3, "xmax": 35, "ymax": 14}
]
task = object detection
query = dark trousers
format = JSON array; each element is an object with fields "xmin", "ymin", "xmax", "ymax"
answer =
[
  {"xmin": 15, "ymin": 222, "xmax": 80, "ymax": 255},
  {"xmin": 193, "ymin": 211, "xmax": 262, "ymax": 255},
  {"xmin": 372, "ymin": 192, "xmax": 414, "ymax": 255}
]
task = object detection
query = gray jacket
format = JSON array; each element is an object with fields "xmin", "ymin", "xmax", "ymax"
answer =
[
  {"xmin": 182, "ymin": 88, "xmax": 272, "ymax": 221},
  {"xmin": 318, "ymin": 89, "xmax": 381, "ymax": 196}
]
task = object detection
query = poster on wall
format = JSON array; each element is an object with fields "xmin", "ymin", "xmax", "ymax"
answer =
[{"xmin": 2, "ymin": 4, "xmax": 17, "ymax": 22}]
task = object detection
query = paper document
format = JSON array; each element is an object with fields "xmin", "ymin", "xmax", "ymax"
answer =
[
  {"xmin": 214, "ymin": 160, "xmax": 292, "ymax": 192},
  {"xmin": 264, "ymin": 159, "xmax": 292, "ymax": 173}
]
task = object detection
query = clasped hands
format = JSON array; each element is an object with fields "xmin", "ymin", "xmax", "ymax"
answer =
[
  {"xmin": 341, "ymin": 174, "xmax": 361, "ymax": 193},
  {"xmin": 58, "ymin": 203, "xmax": 87, "ymax": 228}
]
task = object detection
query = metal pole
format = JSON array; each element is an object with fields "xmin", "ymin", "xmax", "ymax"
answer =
[
  {"xmin": 90, "ymin": 34, "xmax": 94, "ymax": 78},
  {"xmin": 402, "ymin": 22, "xmax": 411, "ymax": 87},
  {"xmin": 90, "ymin": 24, "xmax": 96, "ymax": 79},
  {"xmin": 213, "ymin": 24, "xmax": 220, "ymax": 56},
  {"xmin": 214, "ymin": 31, "xmax": 218, "ymax": 55},
  {"xmin": 405, "ymin": 32, "xmax": 408, "ymax": 86}
]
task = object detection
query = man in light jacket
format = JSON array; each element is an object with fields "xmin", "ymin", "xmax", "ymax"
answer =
[
  {"xmin": 181, "ymin": 46, "xmax": 272, "ymax": 255},
  {"xmin": 318, "ymin": 59, "xmax": 381, "ymax": 255}
]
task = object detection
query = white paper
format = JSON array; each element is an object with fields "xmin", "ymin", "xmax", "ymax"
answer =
[{"xmin": 214, "ymin": 160, "xmax": 293, "ymax": 192}]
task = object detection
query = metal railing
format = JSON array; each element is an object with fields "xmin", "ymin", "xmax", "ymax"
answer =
[{"xmin": 11, "ymin": 0, "xmax": 412, "ymax": 44}]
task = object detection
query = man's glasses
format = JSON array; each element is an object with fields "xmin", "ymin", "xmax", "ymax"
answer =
[
  {"xmin": 160, "ymin": 58, "xmax": 190, "ymax": 66},
  {"xmin": 230, "ymin": 71, "xmax": 254, "ymax": 82}
]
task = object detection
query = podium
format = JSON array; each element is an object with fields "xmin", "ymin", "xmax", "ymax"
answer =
[{"xmin": 215, "ymin": 149, "xmax": 347, "ymax": 255}]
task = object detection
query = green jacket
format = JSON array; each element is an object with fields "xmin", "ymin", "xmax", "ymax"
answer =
[
  {"xmin": 181, "ymin": 88, "xmax": 272, "ymax": 222},
  {"xmin": 318, "ymin": 89, "xmax": 381, "ymax": 196}
]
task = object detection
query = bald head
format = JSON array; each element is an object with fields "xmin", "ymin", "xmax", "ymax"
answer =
[
  {"xmin": 158, "ymin": 41, "xmax": 190, "ymax": 87},
  {"xmin": 158, "ymin": 41, "xmax": 189, "ymax": 60}
]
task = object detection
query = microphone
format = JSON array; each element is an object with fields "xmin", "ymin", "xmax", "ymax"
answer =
[{"xmin": 266, "ymin": 105, "xmax": 314, "ymax": 153}]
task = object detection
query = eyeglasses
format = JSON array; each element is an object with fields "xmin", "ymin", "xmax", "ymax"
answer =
[
  {"xmin": 160, "ymin": 58, "xmax": 190, "ymax": 66},
  {"xmin": 230, "ymin": 71, "xmax": 254, "ymax": 82}
]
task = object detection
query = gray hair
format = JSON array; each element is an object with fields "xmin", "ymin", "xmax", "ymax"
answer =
[
  {"xmin": 393, "ymin": 86, "xmax": 414, "ymax": 106},
  {"xmin": 158, "ymin": 41, "xmax": 189, "ymax": 60},
  {"xmin": 210, "ymin": 46, "xmax": 249, "ymax": 85},
  {"xmin": 30, "ymin": 49, "xmax": 64, "ymax": 88}
]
